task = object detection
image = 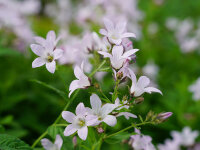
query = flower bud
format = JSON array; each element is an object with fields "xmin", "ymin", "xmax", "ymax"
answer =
[
  {"xmin": 72, "ymin": 136, "xmax": 77, "ymax": 146},
  {"xmin": 157, "ymin": 112, "xmax": 173, "ymax": 122},
  {"xmin": 97, "ymin": 127, "xmax": 104, "ymax": 133},
  {"xmin": 94, "ymin": 83, "xmax": 100, "ymax": 89},
  {"xmin": 116, "ymin": 71, "xmax": 123, "ymax": 80}
]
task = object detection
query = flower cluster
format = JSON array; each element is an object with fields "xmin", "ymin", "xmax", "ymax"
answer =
[
  {"xmin": 129, "ymin": 129, "xmax": 156, "ymax": 150},
  {"xmin": 30, "ymin": 18, "xmax": 172, "ymax": 149},
  {"xmin": 158, "ymin": 127, "xmax": 199, "ymax": 150},
  {"xmin": 165, "ymin": 18, "xmax": 200, "ymax": 53}
]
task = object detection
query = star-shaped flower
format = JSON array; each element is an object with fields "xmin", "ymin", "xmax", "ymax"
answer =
[
  {"xmin": 129, "ymin": 69, "xmax": 162, "ymax": 97},
  {"xmin": 87, "ymin": 94, "xmax": 117, "ymax": 126},
  {"xmin": 69, "ymin": 63, "xmax": 91, "ymax": 97},
  {"xmin": 41, "ymin": 134, "xmax": 63, "ymax": 150},
  {"xmin": 100, "ymin": 18, "xmax": 136, "ymax": 45},
  {"xmin": 62, "ymin": 103, "xmax": 97, "ymax": 140},
  {"xmin": 31, "ymin": 31, "xmax": 63, "ymax": 73},
  {"xmin": 98, "ymin": 45, "xmax": 138, "ymax": 70}
]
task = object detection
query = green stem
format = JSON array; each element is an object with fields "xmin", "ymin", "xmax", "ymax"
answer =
[
  {"xmin": 89, "ymin": 60, "xmax": 106, "ymax": 77},
  {"xmin": 32, "ymin": 131, "xmax": 48, "ymax": 148},
  {"xmin": 112, "ymin": 79, "xmax": 120, "ymax": 102},
  {"xmin": 31, "ymin": 60, "xmax": 107, "ymax": 148},
  {"xmin": 104, "ymin": 121, "xmax": 153, "ymax": 139}
]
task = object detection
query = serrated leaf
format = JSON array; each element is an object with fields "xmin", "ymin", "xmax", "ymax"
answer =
[{"xmin": 0, "ymin": 134, "xmax": 32, "ymax": 150}]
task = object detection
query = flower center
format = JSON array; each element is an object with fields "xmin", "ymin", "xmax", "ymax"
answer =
[
  {"xmin": 98, "ymin": 116, "xmax": 102, "ymax": 121},
  {"xmin": 46, "ymin": 53, "xmax": 54, "ymax": 62},
  {"xmin": 78, "ymin": 118, "xmax": 85, "ymax": 127}
]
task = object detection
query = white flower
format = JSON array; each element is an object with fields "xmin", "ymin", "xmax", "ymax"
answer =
[
  {"xmin": 34, "ymin": 30, "xmax": 61, "ymax": 47},
  {"xmin": 69, "ymin": 63, "xmax": 91, "ymax": 97},
  {"xmin": 62, "ymin": 103, "xmax": 97, "ymax": 140},
  {"xmin": 189, "ymin": 78, "xmax": 200, "ymax": 101},
  {"xmin": 98, "ymin": 45, "xmax": 138, "ymax": 70},
  {"xmin": 116, "ymin": 112, "xmax": 137, "ymax": 120},
  {"xmin": 87, "ymin": 94, "xmax": 117, "ymax": 126},
  {"xmin": 142, "ymin": 60, "xmax": 159, "ymax": 80},
  {"xmin": 130, "ymin": 129, "xmax": 156, "ymax": 150},
  {"xmin": 171, "ymin": 126, "xmax": 199, "ymax": 146},
  {"xmin": 41, "ymin": 134, "xmax": 63, "ymax": 150},
  {"xmin": 129, "ymin": 69, "xmax": 162, "ymax": 97},
  {"xmin": 100, "ymin": 18, "xmax": 136, "ymax": 45},
  {"xmin": 113, "ymin": 60, "xmax": 131, "ymax": 80},
  {"xmin": 114, "ymin": 98, "xmax": 129, "ymax": 110},
  {"xmin": 158, "ymin": 139, "xmax": 181, "ymax": 150},
  {"xmin": 82, "ymin": 32, "xmax": 111, "ymax": 52},
  {"xmin": 31, "ymin": 31, "xmax": 63, "ymax": 73}
]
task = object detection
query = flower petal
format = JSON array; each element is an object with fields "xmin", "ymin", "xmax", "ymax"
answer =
[
  {"xmin": 62, "ymin": 111, "xmax": 75, "ymax": 123},
  {"xmin": 103, "ymin": 115, "xmax": 117, "ymax": 126},
  {"xmin": 101, "ymin": 103, "xmax": 116, "ymax": 117},
  {"xmin": 103, "ymin": 18, "xmax": 114, "ymax": 32},
  {"xmin": 76, "ymin": 103, "xmax": 86, "ymax": 116},
  {"xmin": 137, "ymin": 76, "xmax": 150, "ymax": 88},
  {"xmin": 122, "ymin": 49, "xmax": 139, "ymax": 58},
  {"xmin": 30, "ymin": 44, "xmax": 44, "ymax": 56},
  {"xmin": 34, "ymin": 36, "xmax": 46, "ymax": 46},
  {"xmin": 121, "ymin": 32, "xmax": 136, "ymax": 38},
  {"xmin": 99, "ymin": 29, "xmax": 108, "ymax": 36},
  {"xmin": 78, "ymin": 126, "xmax": 88, "ymax": 140},
  {"xmin": 74, "ymin": 65, "xmax": 84, "ymax": 79},
  {"xmin": 112, "ymin": 45, "xmax": 124, "ymax": 58},
  {"xmin": 53, "ymin": 49, "xmax": 63, "ymax": 59},
  {"xmin": 116, "ymin": 22, "xmax": 127, "ymax": 33},
  {"xmin": 41, "ymin": 138, "xmax": 54, "ymax": 150},
  {"xmin": 116, "ymin": 112, "xmax": 137, "ymax": 120},
  {"xmin": 32, "ymin": 57, "xmax": 45, "ymax": 68},
  {"xmin": 46, "ymin": 30, "xmax": 56, "ymax": 42},
  {"xmin": 109, "ymin": 38, "xmax": 122, "ymax": 45},
  {"xmin": 98, "ymin": 51, "xmax": 112, "ymax": 58},
  {"xmin": 69, "ymin": 80, "xmax": 79, "ymax": 97},
  {"xmin": 64, "ymin": 124, "xmax": 77, "ymax": 136},
  {"xmin": 144, "ymin": 87, "xmax": 163, "ymax": 95},
  {"xmin": 46, "ymin": 61, "xmax": 56, "ymax": 73},
  {"xmin": 90, "ymin": 94, "xmax": 102, "ymax": 114},
  {"xmin": 55, "ymin": 134, "xmax": 63, "ymax": 149},
  {"xmin": 86, "ymin": 115, "xmax": 98, "ymax": 126}
]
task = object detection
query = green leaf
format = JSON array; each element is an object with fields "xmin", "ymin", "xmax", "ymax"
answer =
[
  {"xmin": 0, "ymin": 125, "xmax": 5, "ymax": 133},
  {"xmin": 105, "ymin": 132, "xmax": 132, "ymax": 144},
  {"xmin": 30, "ymin": 79, "xmax": 68, "ymax": 101},
  {"xmin": 0, "ymin": 47, "xmax": 21, "ymax": 57},
  {"xmin": 47, "ymin": 126, "xmax": 74, "ymax": 150},
  {"xmin": 0, "ymin": 134, "xmax": 32, "ymax": 150},
  {"xmin": 47, "ymin": 126, "xmax": 63, "ymax": 139}
]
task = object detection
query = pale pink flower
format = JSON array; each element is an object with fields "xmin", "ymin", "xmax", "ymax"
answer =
[
  {"xmin": 62, "ymin": 103, "xmax": 97, "ymax": 140},
  {"xmin": 41, "ymin": 134, "xmax": 63, "ymax": 150},
  {"xmin": 171, "ymin": 127, "xmax": 199, "ymax": 146},
  {"xmin": 87, "ymin": 94, "xmax": 117, "ymax": 126},
  {"xmin": 69, "ymin": 63, "xmax": 91, "ymax": 97},
  {"xmin": 31, "ymin": 31, "xmax": 63, "ymax": 73},
  {"xmin": 98, "ymin": 45, "xmax": 138, "ymax": 70},
  {"xmin": 99, "ymin": 18, "xmax": 136, "ymax": 45},
  {"xmin": 158, "ymin": 139, "xmax": 181, "ymax": 150},
  {"xmin": 189, "ymin": 78, "xmax": 200, "ymax": 101},
  {"xmin": 130, "ymin": 129, "xmax": 156, "ymax": 150},
  {"xmin": 116, "ymin": 112, "xmax": 137, "ymax": 120},
  {"xmin": 129, "ymin": 69, "xmax": 162, "ymax": 97}
]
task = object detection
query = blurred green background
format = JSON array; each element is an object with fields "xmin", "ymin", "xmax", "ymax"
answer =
[{"xmin": 0, "ymin": 0, "xmax": 200, "ymax": 149}]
